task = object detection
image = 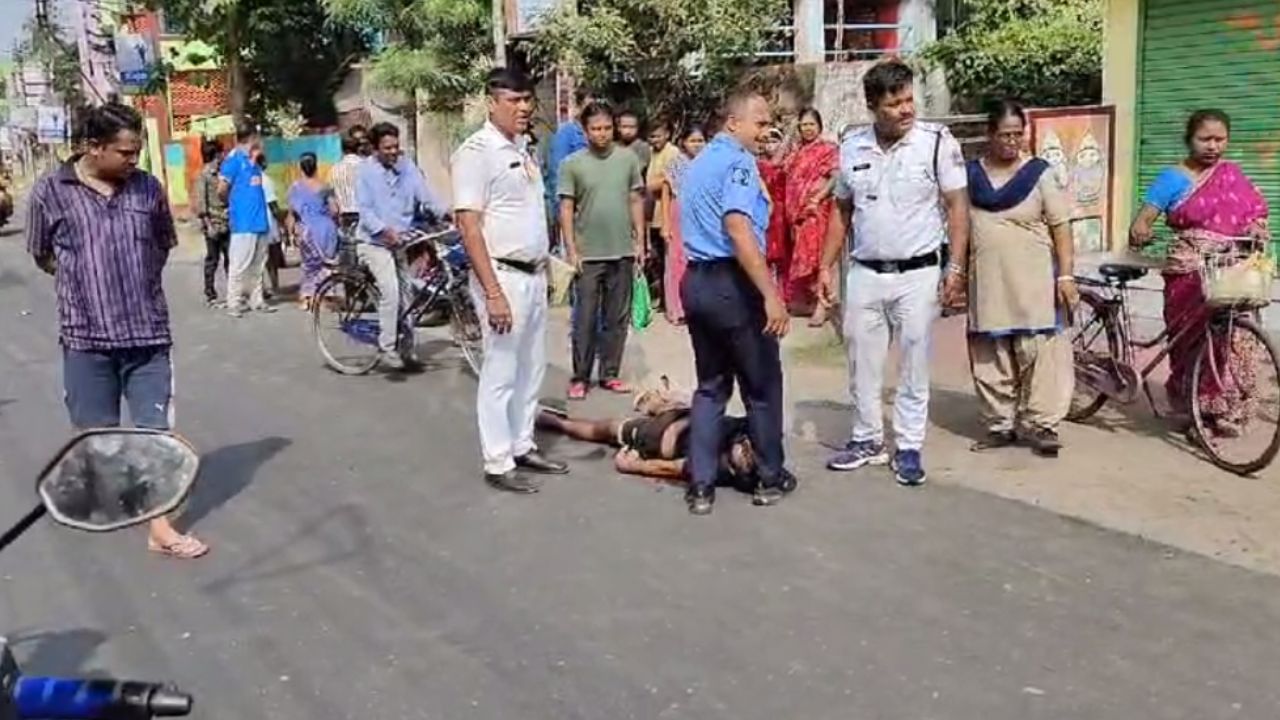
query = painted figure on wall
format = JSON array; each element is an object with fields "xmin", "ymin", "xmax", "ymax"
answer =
[{"xmin": 1072, "ymin": 130, "xmax": 1105, "ymax": 208}]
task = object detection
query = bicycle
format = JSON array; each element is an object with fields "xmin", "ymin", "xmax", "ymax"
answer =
[
  {"xmin": 1068, "ymin": 240, "xmax": 1280, "ymax": 475},
  {"xmin": 311, "ymin": 225, "xmax": 484, "ymax": 377}
]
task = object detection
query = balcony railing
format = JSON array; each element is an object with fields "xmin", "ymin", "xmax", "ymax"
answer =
[{"xmin": 755, "ymin": 22, "xmax": 911, "ymax": 61}]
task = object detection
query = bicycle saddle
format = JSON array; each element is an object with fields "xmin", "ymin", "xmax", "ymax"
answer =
[{"xmin": 1099, "ymin": 263, "xmax": 1148, "ymax": 284}]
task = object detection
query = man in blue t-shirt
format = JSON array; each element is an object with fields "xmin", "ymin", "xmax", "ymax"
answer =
[{"xmin": 218, "ymin": 123, "xmax": 275, "ymax": 318}]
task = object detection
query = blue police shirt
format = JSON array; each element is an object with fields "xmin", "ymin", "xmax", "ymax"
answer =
[
  {"xmin": 218, "ymin": 147, "xmax": 269, "ymax": 235},
  {"xmin": 678, "ymin": 133, "xmax": 770, "ymax": 262}
]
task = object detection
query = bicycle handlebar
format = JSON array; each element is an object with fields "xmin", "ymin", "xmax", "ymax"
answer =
[{"xmin": 13, "ymin": 677, "xmax": 192, "ymax": 719}]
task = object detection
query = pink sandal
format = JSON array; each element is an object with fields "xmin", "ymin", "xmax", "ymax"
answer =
[{"xmin": 148, "ymin": 534, "xmax": 210, "ymax": 560}]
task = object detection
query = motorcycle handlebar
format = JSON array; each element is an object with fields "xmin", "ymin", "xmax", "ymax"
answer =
[{"xmin": 13, "ymin": 677, "xmax": 192, "ymax": 719}]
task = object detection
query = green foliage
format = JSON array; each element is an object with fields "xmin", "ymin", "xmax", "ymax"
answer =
[
  {"xmin": 156, "ymin": 0, "xmax": 368, "ymax": 124},
  {"xmin": 526, "ymin": 0, "xmax": 790, "ymax": 125},
  {"xmin": 14, "ymin": 17, "xmax": 85, "ymax": 109},
  {"xmin": 323, "ymin": 0, "xmax": 493, "ymax": 112},
  {"xmin": 921, "ymin": 0, "xmax": 1102, "ymax": 111}
]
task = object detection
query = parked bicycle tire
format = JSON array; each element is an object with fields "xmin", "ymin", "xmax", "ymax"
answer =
[
  {"xmin": 1189, "ymin": 316, "xmax": 1280, "ymax": 475},
  {"xmin": 313, "ymin": 271, "xmax": 383, "ymax": 375},
  {"xmin": 1067, "ymin": 288, "xmax": 1122, "ymax": 422},
  {"xmin": 449, "ymin": 289, "xmax": 484, "ymax": 378}
]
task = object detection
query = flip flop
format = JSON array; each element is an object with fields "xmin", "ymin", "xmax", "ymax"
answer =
[{"xmin": 148, "ymin": 535, "xmax": 210, "ymax": 560}]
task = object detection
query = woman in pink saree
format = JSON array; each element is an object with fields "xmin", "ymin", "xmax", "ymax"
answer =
[
  {"xmin": 783, "ymin": 108, "xmax": 838, "ymax": 324},
  {"xmin": 1130, "ymin": 109, "xmax": 1271, "ymax": 433}
]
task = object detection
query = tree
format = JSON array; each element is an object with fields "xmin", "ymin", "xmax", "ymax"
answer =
[
  {"xmin": 526, "ymin": 0, "xmax": 790, "ymax": 125},
  {"xmin": 921, "ymin": 0, "xmax": 1102, "ymax": 111},
  {"xmin": 14, "ymin": 16, "xmax": 86, "ymax": 110},
  {"xmin": 322, "ymin": 0, "xmax": 493, "ymax": 113},
  {"xmin": 154, "ymin": 0, "xmax": 368, "ymax": 125}
]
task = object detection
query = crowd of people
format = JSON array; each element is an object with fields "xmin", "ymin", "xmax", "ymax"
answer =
[{"xmin": 21, "ymin": 56, "xmax": 1271, "ymax": 551}]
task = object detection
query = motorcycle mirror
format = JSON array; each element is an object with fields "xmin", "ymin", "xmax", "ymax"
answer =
[{"xmin": 35, "ymin": 430, "xmax": 199, "ymax": 533}]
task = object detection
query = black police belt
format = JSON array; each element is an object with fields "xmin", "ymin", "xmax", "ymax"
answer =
[
  {"xmin": 495, "ymin": 257, "xmax": 547, "ymax": 274},
  {"xmin": 853, "ymin": 249, "xmax": 941, "ymax": 275}
]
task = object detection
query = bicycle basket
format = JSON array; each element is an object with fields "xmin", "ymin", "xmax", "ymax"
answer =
[{"xmin": 1199, "ymin": 246, "xmax": 1275, "ymax": 309}]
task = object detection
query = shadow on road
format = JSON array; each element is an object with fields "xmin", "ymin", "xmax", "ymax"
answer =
[
  {"xmin": 180, "ymin": 436, "xmax": 292, "ymax": 530},
  {"xmin": 5, "ymin": 627, "xmax": 110, "ymax": 677},
  {"xmin": 201, "ymin": 503, "xmax": 376, "ymax": 595},
  {"xmin": 0, "ymin": 398, "xmax": 13, "ymax": 416}
]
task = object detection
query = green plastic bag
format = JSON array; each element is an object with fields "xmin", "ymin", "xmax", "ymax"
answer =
[{"xmin": 632, "ymin": 269, "xmax": 653, "ymax": 330}]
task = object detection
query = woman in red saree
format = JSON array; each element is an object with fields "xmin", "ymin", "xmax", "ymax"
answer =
[
  {"xmin": 1130, "ymin": 109, "xmax": 1271, "ymax": 434},
  {"xmin": 784, "ymin": 108, "xmax": 838, "ymax": 324},
  {"xmin": 757, "ymin": 128, "xmax": 790, "ymax": 295}
]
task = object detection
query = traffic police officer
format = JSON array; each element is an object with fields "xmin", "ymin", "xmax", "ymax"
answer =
[
  {"xmin": 678, "ymin": 89, "xmax": 796, "ymax": 516},
  {"xmin": 453, "ymin": 68, "xmax": 569, "ymax": 493},
  {"xmin": 817, "ymin": 59, "xmax": 971, "ymax": 488}
]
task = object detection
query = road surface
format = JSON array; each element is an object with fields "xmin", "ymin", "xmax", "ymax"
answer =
[{"xmin": 1, "ymin": 219, "xmax": 1279, "ymax": 720}]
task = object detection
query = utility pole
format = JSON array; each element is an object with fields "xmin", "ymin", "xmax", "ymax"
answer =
[{"xmin": 492, "ymin": 0, "xmax": 507, "ymax": 66}]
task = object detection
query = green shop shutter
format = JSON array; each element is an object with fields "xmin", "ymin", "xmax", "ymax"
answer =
[{"xmin": 1135, "ymin": 0, "xmax": 1280, "ymax": 252}]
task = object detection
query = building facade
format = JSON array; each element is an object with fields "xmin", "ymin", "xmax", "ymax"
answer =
[{"xmin": 1103, "ymin": 0, "xmax": 1280, "ymax": 250}]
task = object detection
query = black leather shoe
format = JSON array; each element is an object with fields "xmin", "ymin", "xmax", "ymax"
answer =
[
  {"xmin": 485, "ymin": 470, "xmax": 543, "ymax": 494},
  {"xmin": 778, "ymin": 469, "xmax": 798, "ymax": 494},
  {"xmin": 515, "ymin": 450, "xmax": 569, "ymax": 475},
  {"xmin": 686, "ymin": 488, "xmax": 714, "ymax": 516}
]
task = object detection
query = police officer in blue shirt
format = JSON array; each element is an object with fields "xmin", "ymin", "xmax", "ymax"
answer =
[{"xmin": 678, "ymin": 90, "xmax": 796, "ymax": 516}]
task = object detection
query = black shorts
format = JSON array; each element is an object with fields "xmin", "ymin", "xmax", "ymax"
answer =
[{"xmin": 618, "ymin": 411, "xmax": 749, "ymax": 462}]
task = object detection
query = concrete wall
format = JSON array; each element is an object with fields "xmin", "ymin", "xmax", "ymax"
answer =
[{"xmin": 1102, "ymin": 0, "xmax": 1141, "ymax": 252}]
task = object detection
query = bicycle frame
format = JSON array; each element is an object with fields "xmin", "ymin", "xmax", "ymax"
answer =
[{"xmin": 1075, "ymin": 275, "xmax": 1255, "ymax": 414}]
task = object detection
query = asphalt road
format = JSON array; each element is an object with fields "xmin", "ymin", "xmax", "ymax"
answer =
[{"xmin": 2, "ymin": 219, "xmax": 1280, "ymax": 720}]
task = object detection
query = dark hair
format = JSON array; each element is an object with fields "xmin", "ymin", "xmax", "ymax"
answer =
[
  {"xmin": 235, "ymin": 122, "xmax": 258, "ymax": 143},
  {"xmin": 1185, "ymin": 109, "xmax": 1231, "ymax": 145},
  {"xmin": 200, "ymin": 138, "xmax": 222, "ymax": 164},
  {"xmin": 485, "ymin": 67, "xmax": 532, "ymax": 96},
  {"xmin": 255, "ymin": 153, "xmax": 268, "ymax": 169},
  {"xmin": 679, "ymin": 123, "xmax": 707, "ymax": 145},
  {"xmin": 574, "ymin": 86, "xmax": 594, "ymax": 106},
  {"xmin": 649, "ymin": 118, "xmax": 673, "ymax": 135},
  {"xmin": 798, "ymin": 107, "xmax": 824, "ymax": 132},
  {"xmin": 299, "ymin": 152, "xmax": 318, "ymax": 178},
  {"xmin": 986, "ymin": 99, "xmax": 1027, "ymax": 132},
  {"xmin": 579, "ymin": 101, "xmax": 614, "ymax": 126},
  {"xmin": 369, "ymin": 122, "xmax": 399, "ymax": 147},
  {"xmin": 616, "ymin": 108, "xmax": 640, "ymax": 122},
  {"xmin": 863, "ymin": 60, "xmax": 914, "ymax": 108},
  {"xmin": 341, "ymin": 127, "xmax": 364, "ymax": 154},
  {"xmin": 75, "ymin": 103, "xmax": 143, "ymax": 146}
]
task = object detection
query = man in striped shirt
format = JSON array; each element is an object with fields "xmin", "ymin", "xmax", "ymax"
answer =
[
  {"xmin": 329, "ymin": 124, "xmax": 369, "ymax": 235},
  {"xmin": 26, "ymin": 103, "xmax": 208, "ymax": 559}
]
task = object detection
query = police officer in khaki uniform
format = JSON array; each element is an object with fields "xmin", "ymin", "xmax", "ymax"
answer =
[{"xmin": 453, "ymin": 68, "xmax": 569, "ymax": 493}]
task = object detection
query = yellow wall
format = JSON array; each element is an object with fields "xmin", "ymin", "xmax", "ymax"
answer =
[{"xmin": 1102, "ymin": 0, "xmax": 1140, "ymax": 250}]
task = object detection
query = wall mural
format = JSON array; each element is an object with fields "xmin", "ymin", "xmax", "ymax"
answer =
[{"xmin": 1028, "ymin": 106, "xmax": 1116, "ymax": 254}]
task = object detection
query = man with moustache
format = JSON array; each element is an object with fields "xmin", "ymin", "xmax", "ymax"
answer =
[
  {"xmin": 453, "ymin": 68, "xmax": 569, "ymax": 494},
  {"xmin": 816, "ymin": 59, "xmax": 971, "ymax": 487},
  {"xmin": 677, "ymin": 89, "xmax": 797, "ymax": 516}
]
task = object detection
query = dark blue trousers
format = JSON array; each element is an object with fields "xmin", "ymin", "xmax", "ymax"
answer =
[{"xmin": 680, "ymin": 261, "xmax": 785, "ymax": 492}]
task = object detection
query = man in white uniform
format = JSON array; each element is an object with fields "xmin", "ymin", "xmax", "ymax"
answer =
[
  {"xmin": 453, "ymin": 68, "xmax": 570, "ymax": 493},
  {"xmin": 816, "ymin": 59, "xmax": 971, "ymax": 487}
]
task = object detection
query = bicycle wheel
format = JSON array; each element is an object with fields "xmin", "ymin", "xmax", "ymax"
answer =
[
  {"xmin": 1067, "ymin": 288, "xmax": 1120, "ymax": 422},
  {"xmin": 1190, "ymin": 315, "xmax": 1280, "ymax": 475},
  {"xmin": 312, "ymin": 272, "xmax": 383, "ymax": 375},
  {"xmin": 449, "ymin": 289, "xmax": 485, "ymax": 378}
]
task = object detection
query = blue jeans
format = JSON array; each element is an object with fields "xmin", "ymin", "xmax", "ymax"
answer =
[{"xmin": 63, "ymin": 346, "xmax": 174, "ymax": 431}]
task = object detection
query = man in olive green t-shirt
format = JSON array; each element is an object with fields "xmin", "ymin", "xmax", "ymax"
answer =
[{"xmin": 559, "ymin": 102, "xmax": 646, "ymax": 400}]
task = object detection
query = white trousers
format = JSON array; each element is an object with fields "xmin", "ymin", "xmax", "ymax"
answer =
[
  {"xmin": 357, "ymin": 244, "xmax": 413, "ymax": 354},
  {"xmin": 472, "ymin": 267, "xmax": 548, "ymax": 475},
  {"xmin": 843, "ymin": 263, "xmax": 940, "ymax": 451},
  {"xmin": 227, "ymin": 233, "xmax": 268, "ymax": 311}
]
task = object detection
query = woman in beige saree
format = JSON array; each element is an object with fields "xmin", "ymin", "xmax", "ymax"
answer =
[{"xmin": 966, "ymin": 101, "xmax": 1078, "ymax": 457}]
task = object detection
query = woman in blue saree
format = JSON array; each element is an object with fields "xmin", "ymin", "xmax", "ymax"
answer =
[{"xmin": 287, "ymin": 152, "xmax": 340, "ymax": 309}]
